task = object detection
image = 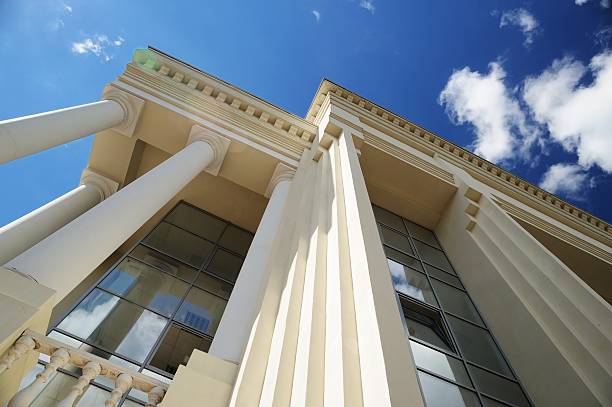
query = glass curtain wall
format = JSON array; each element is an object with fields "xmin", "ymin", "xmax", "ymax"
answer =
[
  {"xmin": 372, "ymin": 205, "xmax": 533, "ymax": 407},
  {"xmin": 24, "ymin": 201, "xmax": 253, "ymax": 406}
]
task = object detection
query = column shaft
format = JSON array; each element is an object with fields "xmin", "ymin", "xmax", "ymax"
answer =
[
  {"xmin": 0, "ymin": 100, "xmax": 125, "ymax": 164},
  {"xmin": 209, "ymin": 178, "xmax": 291, "ymax": 363},
  {"xmin": 6, "ymin": 140, "xmax": 215, "ymax": 303}
]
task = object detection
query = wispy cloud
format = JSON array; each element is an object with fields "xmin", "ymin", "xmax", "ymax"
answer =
[
  {"xmin": 594, "ymin": 26, "xmax": 612, "ymax": 48},
  {"xmin": 499, "ymin": 8, "xmax": 540, "ymax": 47},
  {"xmin": 539, "ymin": 163, "xmax": 594, "ymax": 199},
  {"xmin": 575, "ymin": 0, "xmax": 610, "ymax": 8},
  {"xmin": 360, "ymin": 0, "xmax": 375, "ymax": 13},
  {"xmin": 63, "ymin": 3, "xmax": 73, "ymax": 13},
  {"xmin": 50, "ymin": 2, "xmax": 73, "ymax": 31},
  {"xmin": 71, "ymin": 34, "xmax": 125, "ymax": 62},
  {"xmin": 312, "ymin": 10, "xmax": 321, "ymax": 22}
]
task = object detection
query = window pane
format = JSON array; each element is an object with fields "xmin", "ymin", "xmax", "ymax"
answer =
[
  {"xmin": 468, "ymin": 364, "xmax": 530, "ymax": 407},
  {"xmin": 130, "ymin": 245, "xmax": 197, "ymax": 282},
  {"xmin": 144, "ymin": 222, "xmax": 214, "ymax": 268},
  {"xmin": 410, "ymin": 340, "xmax": 472, "ymax": 387},
  {"xmin": 482, "ymin": 397, "xmax": 512, "ymax": 407},
  {"xmin": 206, "ymin": 249, "xmax": 244, "ymax": 282},
  {"xmin": 175, "ymin": 287, "xmax": 227, "ymax": 335},
  {"xmin": 379, "ymin": 226, "xmax": 414, "ymax": 255},
  {"xmin": 418, "ymin": 371, "xmax": 481, "ymax": 407},
  {"xmin": 447, "ymin": 315, "xmax": 512, "ymax": 377},
  {"xmin": 414, "ymin": 240, "xmax": 454, "ymax": 274},
  {"xmin": 100, "ymin": 258, "xmax": 190, "ymax": 317},
  {"xmin": 149, "ymin": 324, "xmax": 212, "ymax": 375},
  {"xmin": 372, "ymin": 205, "xmax": 407, "ymax": 233},
  {"xmin": 165, "ymin": 203, "xmax": 226, "ymax": 242},
  {"xmin": 405, "ymin": 315, "xmax": 452, "ymax": 352},
  {"xmin": 218, "ymin": 225, "xmax": 253, "ymax": 256},
  {"xmin": 384, "ymin": 246, "xmax": 423, "ymax": 272},
  {"xmin": 194, "ymin": 272, "xmax": 234, "ymax": 299},
  {"xmin": 388, "ymin": 258, "xmax": 438, "ymax": 306},
  {"xmin": 425, "ymin": 264, "xmax": 464, "ymax": 289},
  {"xmin": 406, "ymin": 220, "xmax": 441, "ymax": 248},
  {"xmin": 58, "ymin": 289, "xmax": 167, "ymax": 363},
  {"xmin": 431, "ymin": 279, "xmax": 483, "ymax": 326}
]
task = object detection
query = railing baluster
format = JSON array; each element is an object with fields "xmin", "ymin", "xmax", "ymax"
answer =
[
  {"xmin": 8, "ymin": 348, "xmax": 70, "ymax": 407},
  {"xmin": 55, "ymin": 361, "xmax": 101, "ymax": 407},
  {"xmin": 104, "ymin": 373, "xmax": 132, "ymax": 407},
  {"xmin": 0, "ymin": 335, "xmax": 35, "ymax": 375},
  {"xmin": 145, "ymin": 386, "xmax": 166, "ymax": 407}
]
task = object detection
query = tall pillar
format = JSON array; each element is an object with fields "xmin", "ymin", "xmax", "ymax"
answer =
[
  {"xmin": 209, "ymin": 163, "xmax": 294, "ymax": 363},
  {"xmin": 0, "ymin": 169, "xmax": 118, "ymax": 265},
  {"xmin": 4, "ymin": 125, "xmax": 230, "ymax": 304},
  {"xmin": 0, "ymin": 87, "xmax": 144, "ymax": 164}
]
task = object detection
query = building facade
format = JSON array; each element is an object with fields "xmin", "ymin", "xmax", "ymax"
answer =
[{"xmin": 0, "ymin": 47, "xmax": 611, "ymax": 407}]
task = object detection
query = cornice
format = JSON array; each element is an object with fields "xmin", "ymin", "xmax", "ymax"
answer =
[{"xmin": 307, "ymin": 80, "xmax": 612, "ymax": 244}]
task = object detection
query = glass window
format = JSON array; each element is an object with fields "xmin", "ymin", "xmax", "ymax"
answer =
[
  {"xmin": 468, "ymin": 364, "xmax": 530, "ymax": 407},
  {"xmin": 175, "ymin": 287, "xmax": 227, "ymax": 335},
  {"xmin": 149, "ymin": 324, "xmax": 212, "ymax": 375},
  {"xmin": 165, "ymin": 203, "xmax": 226, "ymax": 242},
  {"xmin": 100, "ymin": 258, "xmax": 189, "ymax": 317},
  {"xmin": 447, "ymin": 315, "xmax": 512, "ymax": 377},
  {"xmin": 379, "ymin": 226, "xmax": 414, "ymax": 255},
  {"xmin": 388, "ymin": 258, "xmax": 438, "ymax": 306},
  {"xmin": 424, "ymin": 264, "xmax": 464, "ymax": 289},
  {"xmin": 206, "ymin": 249, "xmax": 244, "ymax": 282},
  {"xmin": 406, "ymin": 220, "xmax": 441, "ymax": 248},
  {"xmin": 218, "ymin": 225, "xmax": 253, "ymax": 256},
  {"xmin": 410, "ymin": 340, "xmax": 472, "ymax": 387},
  {"xmin": 482, "ymin": 397, "xmax": 512, "ymax": 407},
  {"xmin": 129, "ymin": 245, "xmax": 197, "ymax": 282},
  {"xmin": 418, "ymin": 371, "xmax": 481, "ymax": 407},
  {"xmin": 414, "ymin": 240, "xmax": 454, "ymax": 274},
  {"xmin": 372, "ymin": 205, "xmax": 407, "ymax": 233},
  {"xmin": 384, "ymin": 246, "xmax": 423, "ymax": 272},
  {"xmin": 24, "ymin": 368, "xmax": 110, "ymax": 407},
  {"xmin": 404, "ymin": 308, "xmax": 453, "ymax": 352},
  {"xmin": 431, "ymin": 279, "xmax": 483, "ymax": 326},
  {"xmin": 58, "ymin": 289, "xmax": 167, "ymax": 363},
  {"xmin": 194, "ymin": 272, "xmax": 234, "ymax": 299},
  {"xmin": 144, "ymin": 222, "xmax": 214, "ymax": 268}
]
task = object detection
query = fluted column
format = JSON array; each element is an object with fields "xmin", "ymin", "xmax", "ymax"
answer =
[
  {"xmin": 209, "ymin": 163, "xmax": 294, "ymax": 363},
  {"xmin": 0, "ymin": 169, "xmax": 118, "ymax": 265},
  {"xmin": 5, "ymin": 125, "xmax": 230, "ymax": 304},
  {"xmin": 0, "ymin": 87, "xmax": 144, "ymax": 164}
]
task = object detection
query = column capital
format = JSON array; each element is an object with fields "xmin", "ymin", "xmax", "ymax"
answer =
[
  {"xmin": 103, "ymin": 87, "xmax": 145, "ymax": 137},
  {"xmin": 187, "ymin": 125, "xmax": 231, "ymax": 176},
  {"xmin": 80, "ymin": 168, "xmax": 119, "ymax": 201},
  {"xmin": 264, "ymin": 163, "xmax": 295, "ymax": 198}
]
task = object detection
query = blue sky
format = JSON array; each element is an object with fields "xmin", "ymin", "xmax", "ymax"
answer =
[{"xmin": 1, "ymin": 0, "xmax": 611, "ymax": 227}]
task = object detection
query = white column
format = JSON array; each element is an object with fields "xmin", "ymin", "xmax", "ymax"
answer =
[
  {"xmin": 5, "ymin": 125, "xmax": 229, "ymax": 304},
  {"xmin": 0, "ymin": 169, "xmax": 118, "ymax": 265},
  {"xmin": 209, "ymin": 163, "xmax": 294, "ymax": 363},
  {"xmin": 0, "ymin": 88, "xmax": 144, "ymax": 164}
]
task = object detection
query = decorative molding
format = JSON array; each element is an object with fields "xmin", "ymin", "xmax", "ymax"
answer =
[
  {"xmin": 80, "ymin": 168, "xmax": 119, "ymax": 201},
  {"xmin": 307, "ymin": 81, "xmax": 612, "ymax": 243},
  {"xmin": 102, "ymin": 87, "xmax": 145, "ymax": 137},
  {"xmin": 187, "ymin": 125, "xmax": 231, "ymax": 176},
  {"xmin": 264, "ymin": 162, "xmax": 295, "ymax": 198}
]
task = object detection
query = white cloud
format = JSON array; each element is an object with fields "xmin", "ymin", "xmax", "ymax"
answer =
[
  {"xmin": 539, "ymin": 163, "xmax": 594, "ymax": 197},
  {"xmin": 360, "ymin": 0, "xmax": 375, "ymax": 13},
  {"xmin": 71, "ymin": 34, "xmax": 125, "ymax": 62},
  {"xmin": 499, "ymin": 8, "xmax": 540, "ymax": 47},
  {"xmin": 439, "ymin": 62, "xmax": 536, "ymax": 164},
  {"xmin": 594, "ymin": 26, "xmax": 612, "ymax": 49},
  {"xmin": 312, "ymin": 10, "xmax": 320, "ymax": 22},
  {"xmin": 575, "ymin": 0, "xmax": 610, "ymax": 7},
  {"xmin": 523, "ymin": 52, "xmax": 612, "ymax": 173},
  {"xmin": 63, "ymin": 3, "xmax": 73, "ymax": 13}
]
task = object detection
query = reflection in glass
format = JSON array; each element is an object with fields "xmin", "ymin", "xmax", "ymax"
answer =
[
  {"xmin": 149, "ymin": 324, "xmax": 212, "ymax": 375},
  {"xmin": 206, "ymin": 249, "xmax": 244, "ymax": 282},
  {"xmin": 406, "ymin": 220, "xmax": 441, "ymax": 248},
  {"xmin": 418, "ymin": 371, "xmax": 480, "ymax": 407},
  {"xmin": 410, "ymin": 340, "xmax": 472, "ymax": 387},
  {"xmin": 431, "ymin": 279, "xmax": 483, "ymax": 325},
  {"xmin": 405, "ymin": 315, "xmax": 452, "ymax": 352},
  {"xmin": 384, "ymin": 246, "xmax": 423, "ymax": 272},
  {"xmin": 468, "ymin": 364, "xmax": 530, "ymax": 407},
  {"xmin": 58, "ymin": 289, "xmax": 167, "ymax": 363},
  {"xmin": 379, "ymin": 226, "xmax": 414, "ymax": 255},
  {"xmin": 388, "ymin": 259, "xmax": 438, "ymax": 306},
  {"xmin": 447, "ymin": 315, "xmax": 512, "ymax": 377},
  {"xmin": 425, "ymin": 264, "xmax": 463, "ymax": 289},
  {"xmin": 165, "ymin": 203, "xmax": 226, "ymax": 242},
  {"xmin": 130, "ymin": 245, "xmax": 197, "ymax": 282},
  {"xmin": 100, "ymin": 258, "xmax": 189, "ymax": 316},
  {"xmin": 194, "ymin": 272, "xmax": 234, "ymax": 299},
  {"xmin": 175, "ymin": 287, "xmax": 227, "ymax": 335},
  {"xmin": 414, "ymin": 240, "xmax": 454, "ymax": 274},
  {"xmin": 372, "ymin": 205, "xmax": 407, "ymax": 233},
  {"xmin": 219, "ymin": 225, "xmax": 253, "ymax": 256},
  {"xmin": 144, "ymin": 222, "xmax": 214, "ymax": 268}
]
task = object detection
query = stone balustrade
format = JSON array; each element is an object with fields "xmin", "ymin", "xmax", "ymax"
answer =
[{"xmin": 0, "ymin": 330, "xmax": 167, "ymax": 407}]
